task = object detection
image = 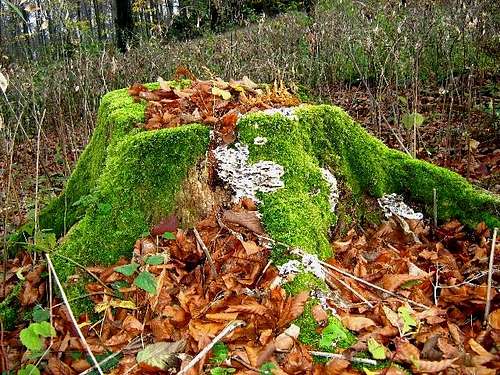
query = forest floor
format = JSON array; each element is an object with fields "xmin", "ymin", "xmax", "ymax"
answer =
[{"xmin": 1, "ymin": 75, "xmax": 499, "ymax": 374}]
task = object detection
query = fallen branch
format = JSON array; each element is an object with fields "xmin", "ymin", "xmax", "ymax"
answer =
[
  {"xmin": 178, "ymin": 320, "xmax": 246, "ymax": 374},
  {"xmin": 45, "ymin": 254, "xmax": 104, "ymax": 375},
  {"xmin": 484, "ymin": 227, "xmax": 498, "ymax": 326}
]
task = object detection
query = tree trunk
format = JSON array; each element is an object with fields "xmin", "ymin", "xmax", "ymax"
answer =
[
  {"xmin": 114, "ymin": 0, "xmax": 133, "ymax": 52},
  {"xmin": 92, "ymin": 0, "xmax": 103, "ymax": 41}
]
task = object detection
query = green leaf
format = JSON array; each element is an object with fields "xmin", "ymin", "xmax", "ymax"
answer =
[
  {"xmin": 31, "ymin": 321, "xmax": 56, "ymax": 338},
  {"xmin": 114, "ymin": 263, "xmax": 139, "ymax": 276},
  {"xmin": 17, "ymin": 364, "xmax": 40, "ymax": 375},
  {"xmin": 400, "ymin": 279, "xmax": 422, "ymax": 289},
  {"xmin": 259, "ymin": 362, "xmax": 276, "ymax": 375},
  {"xmin": 32, "ymin": 306, "xmax": 50, "ymax": 322},
  {"xmin": 162, "ymin": 232, "xmax": 176, "ymax": 240},
  {"xmin": 211, "ymin": 342, "xmax": 229, "ymax": 364},
  {"xmin": 145, "ymin": 255, "xmax": 164, "ymax": 266},
  {"xmin": 134, "ymin": 271, "xmax": 157, "ymax": 294},
  {"xmin": 211, "ymin": 87, "xmax": 232, "ymax": 100},
  {"xmin": 398, "ymin": 306, "xmax": 418, "ymax": 334},
  {"xmin": 3, "ymin": 0, "xmax": 27, "ymax": 23},
  {"xmin": 367, "ymin": 338, "xmax": 386, "ymax": 360},
  {"xmin": 20, "ymin": 327, "xmax": 44, "ymax": 352},
  {"xmin": 319, "ymin": 320, "xmax": 349, "ymax": 349},
  {"xmin": 401, "ymin": 112, "xmax": 425, "ymax": 130},
  {"xmin": 210, "ymin": 368, "xmax": 236, "ymax": 375}
]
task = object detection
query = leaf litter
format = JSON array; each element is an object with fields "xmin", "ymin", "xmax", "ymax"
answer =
[{"xmin": 2, "ymin": 71, "xmax": 499, "ymax": 374}]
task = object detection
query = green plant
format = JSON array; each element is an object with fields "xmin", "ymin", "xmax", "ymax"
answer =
[
  {"xmin": 114, "ymin": 262, "xmax": 157, "ymax": 295},
  {"xmin": 19, "ymin": 321, "xmax": 56, "ymax": 355},
  {"xmin": 210, "ymin": 368, "xmax": 236, "ymax": 375},
  {"xmin": 259, "ymin": 362, "xmax": 276, "ymax": 375},
  {"xmin": 17, "ymin": 364, "xmax": 40, "ymax": 375}
]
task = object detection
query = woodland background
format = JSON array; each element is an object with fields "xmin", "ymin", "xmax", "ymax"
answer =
[{"xmin": 1, "ymin": 0, "xmax": 499, "ymax": 237}]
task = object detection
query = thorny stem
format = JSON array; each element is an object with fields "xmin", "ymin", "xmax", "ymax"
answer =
[
  {"xmin": 178, "ymin": 320, "xmax": 246, "ymax": 375},
  {"xmin": 484, "ymin": 227, "xmax": 498, "ymax": 325},
  {"xmin": 45, "ymin": 253, "xmax": 104, "ymax": 375}
]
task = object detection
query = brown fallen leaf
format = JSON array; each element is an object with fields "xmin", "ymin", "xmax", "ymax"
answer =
[
  {"xmin": 241, "ymin": 239, "xmax": 263, "ymax": 255},
  {"xmin": 412, "ymin": 357, "xmax": 457, "ymax": 373},
  {"xmin": 488, "ymin": 309, "xmax": 500, "ymax": 329},
  {"xmin": 311, "ymin": 305, "xmax": 328, "ymax": 325},
  {"xmin": 469, "ymin": 338, "xmax": 496, "ymax": 365},
  {"xmin": 222, "ymin": 210, "xmax": 265, "ymax": 234},
  {"xmin": 47, "ymin": 357, "xmax": 77, "ymax": 375},
  {"xmin": 341, "ymin": 315, "xmax": 377, "ymax": 332}
]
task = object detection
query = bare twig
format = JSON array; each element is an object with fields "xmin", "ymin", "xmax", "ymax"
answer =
[
  {"xmin": 309, "ymin": 351, "xmax": 377, "ymax": 365},
  {"xmin": 45, "ymin": 254, "xmax": 104, "ymax": 375},
  {"xmin": 433, "ymin": 188, "xmax": 437, "ymax": 227},
  {"xmin": 325, "ymin": 270, "xmax": 374, "ymax": 308},
  {"xmin": 193, "ymin": 227, "xmax": 218, "ymax": 277},
  {"xmin": 293, "ymin": 249, "xmax": 429, "ymax": 310},
  {"xmin": 178, "ymin": 320, "xmax": 246, "ymax": 375},
  {"xmin": 484, "ymin": 227, "xmax": 498, "ymax": 325}
]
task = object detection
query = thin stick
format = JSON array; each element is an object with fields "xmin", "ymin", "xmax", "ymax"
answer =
[
  {"xmin": 53, "ymin": 253, "xmax": 114, "ymax": 292},
  {"xmin": 193, "ymin": 227, "xmax": 218, "ymax": 277},
  {"xmin": 178, "ymin": 320, "xmax": 245, "ymax": 375},
  {"xmin": 484, "ymin": 228, "xmax": 498, "ymax": 325},
  {"xmin": 309, "ymin": 351, "xmax": 377, "ymax": 365},
  {"xmin": 45, "ymin": 254, "xmax": 104, "ymax": 375},
  {"xmin": 433, "ymin": 188, "xmax": 437, "ymax": 227},
  {"xmin": 293, "ymin": 249, "xmax": 429, "ymax": 310},
  {"xmin": 325, "ymin": 270, "xmax": 374, "ymax": 308}
]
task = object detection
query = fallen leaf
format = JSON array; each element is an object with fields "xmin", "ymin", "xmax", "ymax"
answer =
[
  {"xmin": 136, "ymin": 340, "xmax": 186, "ymax": 370},
  {"xmin": 341, "ymin": 316, "xmax": 376, "ymax": 332},
  {"xmin": 488, "ymin": 309, "xmax": 500, "ymax": 329}
]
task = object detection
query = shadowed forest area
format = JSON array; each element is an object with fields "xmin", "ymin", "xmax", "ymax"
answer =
[{"xmin": 1, "ymin": 1, "xmax": 500, "ymax": 374}]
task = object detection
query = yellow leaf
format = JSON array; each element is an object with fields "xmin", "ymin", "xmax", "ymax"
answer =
[
  {"xmin": 211, "ymin": 86, "xmax": 231, "ymax": 100},
  {"xmin": 110, "ymin": 299, "xmax": 137, "ymax": 310}
]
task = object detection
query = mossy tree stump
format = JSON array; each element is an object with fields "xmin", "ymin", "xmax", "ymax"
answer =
[{"xmin": 13, "ymin": 84, "xmax": 500, "ymax": 320}]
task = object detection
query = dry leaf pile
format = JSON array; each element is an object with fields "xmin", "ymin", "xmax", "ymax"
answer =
[
  {"xmin": 128, "ymin": 69, "xmax": 300, "ymax": 143},
  {"xmin": 3, "ymin": 203, "xmax": 499, "ymax": 374}
]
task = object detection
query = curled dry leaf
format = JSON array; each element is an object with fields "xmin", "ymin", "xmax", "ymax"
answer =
[
  {"xmin": 311, "ymin": 304, "xmax": 328, "ymax": 325},
  {"xmin": 468, "ymin": 338, "xmax": 496, "ymax": 365},
  {"xmin": 488, "ymin": 309, "xmax": 500, "ymax": 329},
  {"xmin": 412, "ymin": 358, "xmax": 457, "ymax": 373},
  {"xmin": 276, "ymin": 324, "xmax": 300, "ymax": 351},
  {"xmin": 341, "ymin": 315, "xmax": 376, "ymax": 332}
]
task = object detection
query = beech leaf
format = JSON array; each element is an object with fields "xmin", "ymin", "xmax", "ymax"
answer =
[{"xmin": 136, "ymin": 340, "xmax": 186, "ymax": 370}]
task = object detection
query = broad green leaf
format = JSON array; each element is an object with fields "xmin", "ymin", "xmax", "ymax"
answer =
[
  {"xmin": 210, "ymin": 368, "xmax": 236, "ymax": 375},
  {"xmin": 163, "ymin": 232, "xmax": 176, "ymax": 240},
  {"xmin": 367, "ymin": 338, "xmax": 386, "ymax": 360},
  {"xmin": 319, "ymin": 320, "xmax": 349, "ymax": 349},
  {"xmin": 136, "ymin": 340, "xmax": 186, "ymax": 370},
  {"xmin": 211, "ymin": 87, "xmax": 232, "ymax": 100},
  {"xmin": 398, "ymin": 306, "xmax": 418, "ymax": 334},
  {"xmin": 32, "ymin": 306, "xmax": 50, "ymax": 322},
  {"xmin": 401, "ymin": 112, "xmax": 425, "ymax": 130},
  {"xmin": 145, "ymin": 255, "xmax": 164, "ymax": 265},
  {"xmin": 363, "ymin": 368, "xmax": 381, "ymax": 375},
  {"xmin": 31, "ymin": 321, "xmax": 56, "ymax": 337},
  {"xmin": 211, "ymin": 342, "xmax": 229, "ymax": 364},
  {"xmin": 114, "ymin": 263, "xmax": 139, "ymax": 276},
  {"xmin": 17, "ymin": 364, "xmax": 40, "ymax": 375},
  {"xmin": 259, "ymin": 362, "xmax": 276, "ymax": 375},
  {"xmin": 134, "ymin": 271, "xmax": 157, "ymax": 294},
  {"xmin": 20, "ymin": 327, "xmax": 44, "ymax": 352}
]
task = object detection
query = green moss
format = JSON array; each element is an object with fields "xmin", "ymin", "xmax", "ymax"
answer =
[
  {"xmin": 0, "ymin": 283, "xmax": 23, "ymax": 330},
  {"xmin": 284, "ymin": 272, "xmax": 328, "ymax": 295},
  {"xmin": 52, "ymin": 124, "xmax": 210, "ymax": 283},
  {"xmin": 293, "ymin": 299, "xmax": 355, "ymax": 351}
]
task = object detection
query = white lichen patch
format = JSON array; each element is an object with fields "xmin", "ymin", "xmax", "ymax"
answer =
[
  {"xmin": 213, "ymin": 143, "xmax": 284, "ymax": 202},
  {"xmin": 378, "ymin": 193, "xmax": 423, "ymax": 220},
  {"xmin": 278, "ymin": 251, "xmax": 326, "ymax": 280},
  {"xmin": 262, "ymin": 107, "xmax": 298, "ymax": 121},
  {"xmin": 320, "ymin": 168, "xmax": 339, "ymax": 212},
  {"xmin": 253, "ymin": 136, "xmax": 268, "ymax": 146}
]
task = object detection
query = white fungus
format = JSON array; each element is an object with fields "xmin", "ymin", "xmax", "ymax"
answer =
[
  {"xmin": 213, "ymin": 143, "xmax": 284, "ymax": 203},
  {"xmin": 320, "ymin": 168, "xmax": 339, "ymax": 212},
  {"xmin": 262, "ymin": 107, "xmax": 298, "ymax": 121},
  {"xmin": 378, "ymin": 193, "xmax": 423, "ymax": 220}
]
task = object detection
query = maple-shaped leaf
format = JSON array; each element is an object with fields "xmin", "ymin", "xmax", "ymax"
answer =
[{"xmin": 136, "ymin": 340, "xmax": 186, "ymax": 370}]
